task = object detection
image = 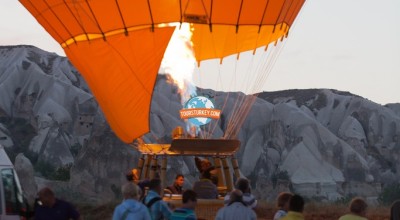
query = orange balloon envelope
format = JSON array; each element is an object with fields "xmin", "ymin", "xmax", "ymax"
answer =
[{"xmin": 19, "ymin": 0, "xmax": 305, "ymax": 143}]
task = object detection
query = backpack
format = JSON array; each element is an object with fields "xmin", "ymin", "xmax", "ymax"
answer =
[
  {"xmin": 143, "ymin": 196, "xmax": 162, "ymax": 209},
  {"xmin": 142, "ymin": 196, "xmax": 163, "ymax": 220}
]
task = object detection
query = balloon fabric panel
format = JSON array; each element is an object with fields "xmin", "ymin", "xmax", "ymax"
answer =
[{"xmin": 64, "ymin": 27, "xmax": 175, "ymax": 143}]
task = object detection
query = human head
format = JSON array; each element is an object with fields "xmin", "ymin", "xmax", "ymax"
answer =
[
  {"xmin": 201, "ymin": 170, "xmax": 212, "ymax": 180},
  {"xmin": 148, "ymin": 178, "xmax": 162, "ymax": 193},
  {"xmin": 288, "ymin": 194, "xmax": 304, "ymax": 213},
  {"xmin": 349, "ymin": 197, "xmax": 368, "ymax": 217},
  {"xmin": 126, "ymin": 171, "xmax": 134, "ymax": 181},
  {"xmin": 277, "ymin": 192, "xmax": 293, "ymax": 210},
  {"xmin": 201, "ymin": 159, "xmax": 212, "ymax": 172},
  {"xmin": 126, "ymin": 169, "xmax": 139, "ymax": 182},
  {"xmin": 182, "ymin": 190, "xmax": 197, "ymax": 209},
  {"xmin": 122, "ymin": 182, "xmax": 140, "ymax": 200},
  {"xmin": 37, "ymin": 187, "xmax": 56, "ymax": 207},
  {"xmin": 235, "ymin": 178, "xmax": 250, "ymax": 193},
  {"xmin": 229, "ymin": 189, "xmax": 244, "ymax": 205},
  {"xmin": 172, "ymin": 126, "xmax": 185, "ymax": 139},
  {"xmin": 195, "ymin": 157, "xmax": 213, "ymax": 174},
  {"xmin": 138, "ymin": 179, "xmax": 150, "ymax": 191},
  {"xmin": 390, "ymin": 200, "xmax": 400, "ymax": 220},
  {"xmin": 174, "ymin": 174, "xmax": 184, "ymax": 187},
  {"xmin": 137, "ymin": 179, "xmax": 150, "ymax": 199}
]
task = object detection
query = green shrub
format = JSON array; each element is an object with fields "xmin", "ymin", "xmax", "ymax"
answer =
[
  {"xmin": 378, "ymin": 183, "xmax": 400, "ymax": 205},
  {"xmin": 34, "ymin": 161, "xmax": 72, "ymax": 181}
]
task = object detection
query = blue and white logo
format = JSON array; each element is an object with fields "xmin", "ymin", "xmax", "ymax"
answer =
[{"xmin": 180, "ymin": 96, "xmax": 220, "ymax": 126}]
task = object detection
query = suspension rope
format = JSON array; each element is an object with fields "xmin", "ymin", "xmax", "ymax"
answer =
[
  {"xmin": 85, "ymin": 0, "xmax": 106, "ymax": 41},
  {"xmin": 115, "ymin": 0, "xmax": 128, "ymax": 35},
  {"xmin": 25, "ymin": 0, "xmax": 65, "ymax": 45},
  {"xmin": 63, "ymin": 0, "xmax": 90, "ymax": 41}
]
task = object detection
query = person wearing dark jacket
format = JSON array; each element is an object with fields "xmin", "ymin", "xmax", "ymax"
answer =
[
  {"xmin": 193, "ymin": 170, "xmax": 218, "ymax": 199},
  {"xmin": 166, "ymin": 174, "xmax": 184, "ymax": 194},
  {"xmin": 391, "ymin": 200, "xmax": 400, "ymax": 220},
  {"xmin": 34, "ymin": 187, "xmax": 80, "ymax": 220}
]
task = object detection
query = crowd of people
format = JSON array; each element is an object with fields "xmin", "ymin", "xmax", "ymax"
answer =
[
  {"xmin": 30, "ymin": 182, "xmax": 400, "ymax": 220},
  {"xmin": 114, "ymin": 159, "xmax": 400, "ymax": 220},
  {"xmin": 28, "ymin": 156, "xmax": 400, "ymax": 220}
]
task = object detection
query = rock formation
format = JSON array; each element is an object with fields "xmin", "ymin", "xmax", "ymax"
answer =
[{"xmin": 1, "ymin": 45, "xmax": 399, "ymax": 204}]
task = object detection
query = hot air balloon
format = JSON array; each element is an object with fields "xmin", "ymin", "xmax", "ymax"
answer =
[
  {"xmin": 19, "ymin": 0, "xmax": 305, "ymax": 143},
  {"xmin": 19, "ymin": 2, "xmax": 306, "ymax": 214}
]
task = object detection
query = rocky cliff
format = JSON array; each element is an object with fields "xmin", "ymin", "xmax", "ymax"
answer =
[{"xmin": 1, "ymin": 45, "xmax": 399, "ymax": 204}]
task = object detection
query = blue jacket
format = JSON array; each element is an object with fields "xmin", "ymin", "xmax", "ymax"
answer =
[
  {"xmin": 143, "ymin": 190, "xmax": 172, "ymax": 220},
  {"xmin": 215, "ymin": 202, "xmax": 257, "ymax": 220},
  {"xmin": 170, "ymin": 207, "xmax": 197, "ymax": 220},
  {"xmin": 112, "ymin": 199, "xmax": 151, "ymax": 220}
]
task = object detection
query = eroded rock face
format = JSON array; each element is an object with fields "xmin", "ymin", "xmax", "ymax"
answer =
[
  {"xmin": 14, "ymin": 153, "xmax": 37, "ymax": 205},
  {"xmin": 69, "ymin": 134, "xmax": 139, "ymax": 203},
  {"xmin": 1, "ymin": 45, "xmax": 400, "ymax": 204}
]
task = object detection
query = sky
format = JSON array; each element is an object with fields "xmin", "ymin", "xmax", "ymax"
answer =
[{"xmin": 1, "ymin": 0, "xmax": 399, "ymax": 105}]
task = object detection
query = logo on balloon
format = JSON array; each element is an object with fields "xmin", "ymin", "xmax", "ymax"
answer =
[{"xmin": 180, "ymin": 96, "xmax": 221, "ymax": 126}]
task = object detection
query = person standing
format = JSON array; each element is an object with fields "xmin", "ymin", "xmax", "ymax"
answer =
[
  {"xmin": 34, "ymin": 187, "xmax": 80, "ymax": 220},
  {"xmin": 112, "ymin": 182, "xmax": 151, "ymax": 220},
  {"xmin": 390, "ymin": 200, "xmax": 400, "ymax": 220},
  {"xmin": 273, "ymin": 192, "xmax": 293, "ymax": 220},
  {"xmin": 166, "ymin": 174, "xmax": 185, "ymax": 194},
  {"xmin": 215, "ymin": 189, "xmax": 257, "ymax": 220},
  {"xmin": 224, "ymin": 178, "xmax": 257, "ymax": 208},
  {"xmin": 280, "ymin": 194, "xmax": 305, "ymax": 220},
  {"xmin": 143, "ymin": 178, "xmax": 173, "ymax": 220},
  {"xmin": 170, "ymin": 190, "xmax": 197, "ymax": 220},
  {"xmin": 338, "ymin": 197, "xmax": 368, "ymax": 220},
  {"xmin": 193, "ymin": 170, "xmax": 218, "ymax": 199}
]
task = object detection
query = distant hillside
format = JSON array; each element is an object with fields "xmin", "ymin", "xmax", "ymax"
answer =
[{"xmin": 1, "ymin": 45, "xmax": 400, "ymax": 205}]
